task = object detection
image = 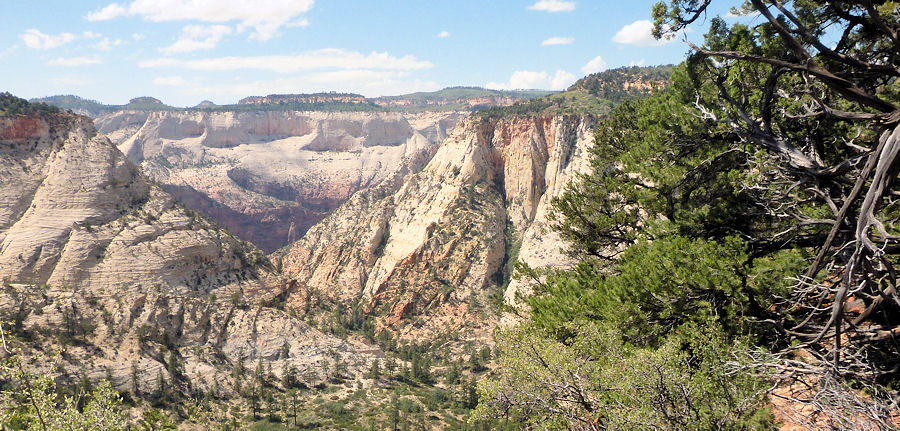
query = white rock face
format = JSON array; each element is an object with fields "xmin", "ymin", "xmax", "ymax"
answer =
[
  {"xmin": 95, "ymin": 110, "xmax": 463, "ymax": 252},
  {"xmin": 0, "ymin": 113, "xmax": 370, "ymax": 393},
  {"xmin": 502, "ymin": 116, "xmax": 597, "ymax": 304}
]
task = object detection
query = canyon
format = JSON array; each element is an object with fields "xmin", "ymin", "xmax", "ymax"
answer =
[
  {"xmin": 13, "ymin": 68, "xmax": 672, "ymax": 353},
  {"xmin": 79, "ymin": 72, "xmax": 661, "ymax": 341}
]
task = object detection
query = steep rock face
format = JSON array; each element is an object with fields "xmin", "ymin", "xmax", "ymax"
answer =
[
  {"xmin": 0, "ymin": 115, "xmax": 49, "ymax": 140},
  {"xmin": 500, "ymin": 116, "xmax": 597, "ymax": 304},
  {"xmin": 95, "ymin": 110, "xmax": 462, "ymax": 252},
  {"xmin": 0, "ymin": 113, "xmax": 368, "ymax": 393},
  {"xmin": 277, "ymin": 114, "xmax": 597, "ymax": 338}
]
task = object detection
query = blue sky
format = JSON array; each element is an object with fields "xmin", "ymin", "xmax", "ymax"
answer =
[{"xmin": 1, "ymin": 1, "xmax": 744, "ymax": 106}]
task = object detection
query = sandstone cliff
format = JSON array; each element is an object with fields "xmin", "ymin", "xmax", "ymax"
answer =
[
  {"xmin": 95, "ymin": 110, "xmax": 462, "ymax": 252},
  {"xmin": 497, "ymin": 116, "xmax": 597, "ymax": 304},
  {"xmin": 0, "ymin": 112, "xmax": 368, "ymax": 394},
  {"xmin": 277, "ymin": 114, "xmax": 597, "ymax": 339}
]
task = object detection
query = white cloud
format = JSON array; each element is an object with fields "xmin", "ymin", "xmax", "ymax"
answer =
[
  {"xmin": 20, "ymin": 29, "xmax": 111, "ymax": 51},
  {"xmin": 541, "ymin": 36, "xmax": 574, "ymax": 46},
  {"xmin": 612, "ymin": 20, "xmax": 677, "ymax": 46},
  {"xmin": 86, "ymin": 3, "xmax": 128, "ymax": 21},
  {"xmin": 95, "ymin": 37, "xmax": 125, "ymax": 51},
  {"xmin": 153, "ymin": 76, "xmax": 188, "ymax": 86},
  {"xmin": 286, "ymin": 18, "xmax": 310, "ymax": 27},
  {"xmin": 139, "ymin": 49, "xmax": 433, "ymax": 73},
  {"xmin": 20, "ymin": 29, "xmax": 77, "ymax": 50},
  {"xmin": 581, "ymin": 56, "xmax": 607, "ymax": 74},
  {"xmin": 487, "ymin": 71, "xmax": 545, "ymax": 90},
  {"xmin": 47, "ymin": 57, "xmax": 102, "ymax": 67},
  {"xmin": 551, "ymin": 70, "xmax": 576, "ymax": 89},
  {"xmin": 486, "ymin": 69, "xmax": 575, "ymax": 91},
  {"xmin": 437, "ymin": 30, "xmax": 450, "ymax": 38},
  {"xmin": 527, "ymin": 0, "xmax": 576, "ymax": 12},
  {"xmin": 132, "ymin": 33, "xmax": 145, "ymax": 40},
  {"xmin": 629, "ymin": 59, "xmax": 646, "ymax": 67},
  {"xmin": 86, "ymin": 0, "xmax": 314, "ymax": 41},
  {"xmin": 304, "ymin": 69, "xmax": 409, "ymax": 84},
  {"xmin": 161, "ymin": 25, "xmax": 232, "ymax": 54}
]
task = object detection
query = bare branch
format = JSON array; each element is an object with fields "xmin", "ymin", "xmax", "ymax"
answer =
[{"xmin": 688, "ymin": 41, "xmax": 896, "ymax": 113}]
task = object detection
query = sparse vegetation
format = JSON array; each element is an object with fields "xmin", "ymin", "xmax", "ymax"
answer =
[
  {"xmin": 476, "ymin": 65, "xmax": 674, "ymax": 119},
  {"xmin": 1, "ymin": 92, "xmax": 61, "ymax": 117},
  {"xmin": 29, "ymin": 95, "xmax": 114, "ymax": 116}
]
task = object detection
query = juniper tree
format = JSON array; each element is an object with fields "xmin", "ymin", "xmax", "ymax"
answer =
[{"xmin": 650, "ymin": 0, "xmax": 900, "ymax": 380}]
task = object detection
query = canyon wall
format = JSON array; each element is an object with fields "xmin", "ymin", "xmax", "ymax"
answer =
[{"xmin": 95, "ymin": 110, "xmax": 462, "ymax": 252}]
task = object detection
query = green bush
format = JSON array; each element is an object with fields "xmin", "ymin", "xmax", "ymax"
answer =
[{"xmin": 474, "ymin": 322, "xmax": 774, "ymax": 430}]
